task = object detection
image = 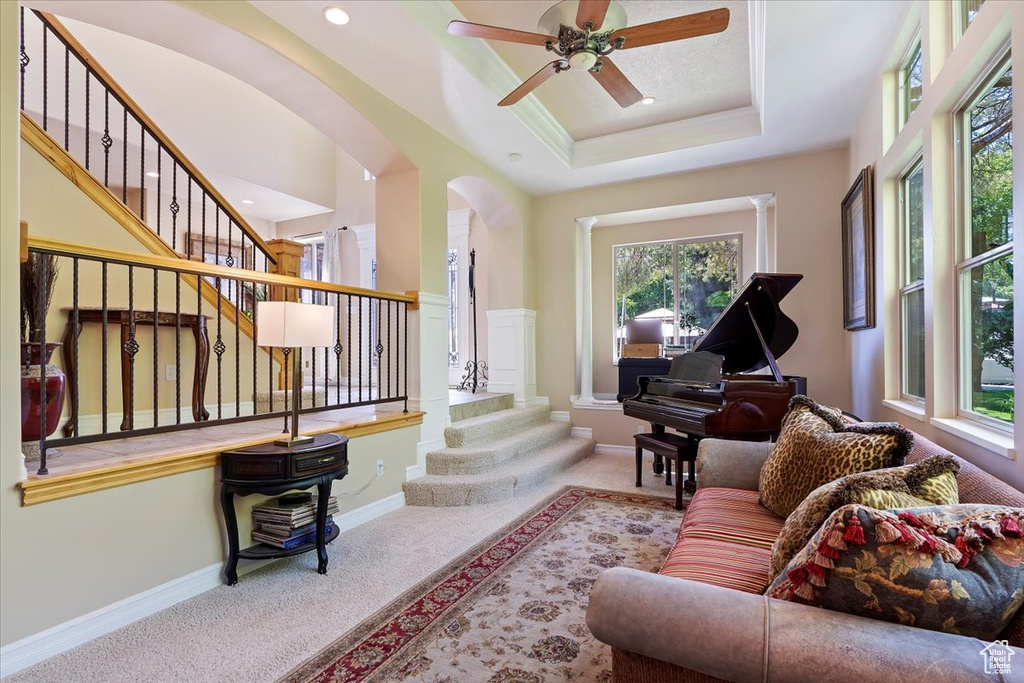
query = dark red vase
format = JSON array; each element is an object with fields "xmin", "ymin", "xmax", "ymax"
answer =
[{"xmin": 21, "ymin": 342, "xmax": 66, "ymax": 442}]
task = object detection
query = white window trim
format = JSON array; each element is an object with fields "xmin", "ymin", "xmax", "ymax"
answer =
[
  {"xmin": 898, "ymin": 157, "xmax": 926, "ymax": 404},
  {"xmin": 899, "ymin": 35, "xmax": 923, "ymax": 128}
]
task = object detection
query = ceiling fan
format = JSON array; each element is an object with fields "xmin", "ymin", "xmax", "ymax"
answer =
[{"xmin": 448, "ymin": 0, "xmax": 730, "ymax": 108}]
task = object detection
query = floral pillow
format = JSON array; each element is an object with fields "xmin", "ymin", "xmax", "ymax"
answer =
[
  {"xmin": 766, "ymin": 503, "xmax": 1024, "ymax": 640},
  {"xmin": 768, "ymin": 456, "xmax": 960, "ymax": 580}
]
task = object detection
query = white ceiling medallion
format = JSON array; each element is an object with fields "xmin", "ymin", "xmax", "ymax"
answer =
[{"xmin": 404, "ymin": 0, "xmax": 766, "ymax": 169}]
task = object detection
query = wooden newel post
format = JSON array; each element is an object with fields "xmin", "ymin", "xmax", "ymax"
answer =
[
  {"xmin": 265, "ymin": 239, "xmax": 305, "ymax": 302},
  {"xmin": 265, "ymin": 239, "xmax": 305, "ymax": 389}
]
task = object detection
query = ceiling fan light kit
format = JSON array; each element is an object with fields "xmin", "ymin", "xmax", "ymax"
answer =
[{"xmin": 447, "ymin": 0, "xmax": 729, "ymax": 108}]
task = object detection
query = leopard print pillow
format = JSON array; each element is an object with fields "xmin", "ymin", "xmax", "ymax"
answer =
[
  {"xmin": 767, "ymin": 455, "xmax": 959, "ymax": 580},
  {"xmin": 757, "ymin": 396, "xmax": 914, "ymax": 518}
]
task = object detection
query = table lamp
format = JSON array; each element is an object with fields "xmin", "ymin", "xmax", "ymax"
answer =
[{"xmin": 257, "ymin": 301, "xmax": 335, "ymax": 447}]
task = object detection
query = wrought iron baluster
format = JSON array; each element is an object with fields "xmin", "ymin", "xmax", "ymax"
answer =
[
  {"xmin": 123, "ymin": 265, "xmax": 138, "ymax": 431},
  {"xmin": 251, "ymin": 283, "xmax": 258, "ymax": 415},
  {"xmin": 214, "ymin": 207, "xmax": 219, "ymax": 267},
  {"xmin": 170, "ymin": 164, "xmax": 178, "ymax": 253},
  {"xmin": 19, "ymin": 8, "xmax": 27, "ymax": 112},
  {"xmin": 323, "ymin": 292, "xmax": 329, "ymax": 405},
  {"xmin": 101, "ymin": 262, "xmax": 108, "ymax": 433},
  {"xmin": 63, "ymin": 44, "xmax": 69, "ymax": 149},
  {"xmin": 175, "ymin": 272, "xmax": 181, "ymax": 424},
  {"xmin": 358, "ymin": 294, "xmax": 363, "ymax": 403},
  {"xmin": 196, "ymin": 259, "xmax": 203, "ymax": 421},
  {"xmin": 42, "ymin": 23, "xmax": 47, "ymax": 130},
  {"xmin": 84, "ymin": 71, "xmax": 90, "ymax": 169},
  {"xmin": 37, "ymin": 253, "xmax": 49, "ymax": 475},
  {"xmin": 235, "ymin": 277, "xmax": 240, "ymax": 417},
  {"xmin": 153, "ymin": 268, "xmax": 159, "ymax": 428},
  {"xmin": 102, "ymin": 91, "xmax": 111, "ymax": 187},
  {"xmin": 72, "ymin": 257, "xmax": 79, "ymax": 438},
  {"xmin": 156, "ymin": 150, "xmax": 161, "ymax": 237},
  {"xmin": 226, "ymin": 220, "xmax": 233, "ymax": 268},
  {"xmin": 347, "ymin": 294, "xmax": 352, "ymax": 405},
  {"xmin": 140, "ymin": 126, "xmax": 146, "ymax": 221},
  {"xmin": 201, "ymin": 195, "xmax": 208, "ymax": 266},
  {"xmin": 311, "ymin": 314, "xmax": 318, "ymax": 409},
  {"xmin": 387, "ymin": 299, "xmax": 392, "ymax": 400},
  {"xmin": 215, "ymin": 277, "xmax": 223, "ymax": 419},
  {"xmin": 403, "ymin": 302, "xmax": 408, "ymax": 413},
  {"xmin": 121, "ymin": 107, "xmax": 127, "ymax": 203},
  {"xmin": 335, "ymin": 293, "xmax": 342, "ymax": 405},
  {"xmin": 187, "ymin": 176, "xmax": 193, "ymax": 259},
  {"xmin": 376, "ymin": 299, "xmax": 383, "ymax": 398}
]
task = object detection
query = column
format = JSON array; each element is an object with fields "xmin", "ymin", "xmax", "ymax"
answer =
[
  {"xmin": 576, "ymin": 217, "xmax": 598, "ymax": 404},
  {"xmin": 750, "ymin": 194, "xmax": 773, "ymax": 272}
]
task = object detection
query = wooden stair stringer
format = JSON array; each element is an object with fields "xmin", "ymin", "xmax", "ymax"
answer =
[{"xmin": 20, "ymin": 111, "xmax": 286, "ymax": 370}]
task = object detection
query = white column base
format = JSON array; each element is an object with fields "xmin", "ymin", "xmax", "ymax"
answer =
[{"xmin": 487, "ymin": 308, "xmax": 537, "ymax": 407}]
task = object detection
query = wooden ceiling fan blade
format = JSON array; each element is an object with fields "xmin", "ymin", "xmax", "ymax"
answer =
[
  {"xmin": 576, "ymin": 0, "xmax": 610, "ymax": 29},
  {"xmin": 590, "ymin": 57, "xmax": 643, "ymax": 108},
  {"xmin": 499, "ymin": 61, "xmax": 562, "ymax": 106},
  {"xmin": 447, "ymin": 21, "xmax": 555, "ymax": 47},
  {"xmin": 611, "ymin": 8, "xmax": 730, "ymax": 49}
]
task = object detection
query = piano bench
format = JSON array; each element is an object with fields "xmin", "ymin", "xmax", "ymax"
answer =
[{"xmin": 634, "ymin": 432, "xmax": 697, "ymax": 510}]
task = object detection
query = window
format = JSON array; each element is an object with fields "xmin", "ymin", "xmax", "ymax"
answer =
[
  {"xmin": 959, "ymin": 0, "xmax": 985, "ymax": 36},
  {"xmin": 900, "ymin": 160, "xmax": 926, "ymax": 400},
  {"xmin": 957, "ymin": 59, "xmax": 1013, "ymax": 427},
  {"xmin": 613, "ymin": 237, "xmax": 740, "ymax": 357},
  {"xmin": 900, "ymin": 40, "xmax": 923, "ymax": 125},
  {"xmin": 296, "ymin": 236, "xmax": 325, "ymax": 304}
]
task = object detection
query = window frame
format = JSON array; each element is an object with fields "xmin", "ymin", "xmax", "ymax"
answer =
[
  {"xmin": 955, "ymin": 0, "xmax": 985, "ymax": 42},
  {"xmin": 611, "ymin": 234, "xmax": 742, "ymax": 362},
  {"xmin": 898, "ymin": 156, "xmax": 926, "ymax": 403},
  {"xmin": 899, "ymin": 36, "xmax": 923, "ymax": 127},
  {"xmin": 953, "ymin": 52, "xmax": 1014, "ymax": 431}
]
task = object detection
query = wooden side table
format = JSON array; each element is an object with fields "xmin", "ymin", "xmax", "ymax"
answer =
[
  {"xmin": 219, "ymin": 433, "xmax": 349, "ymax": 585},
  {"xmin": 634, "ymin": 432, "xmax": 697, "ymax": 510},
  {"xmin": 61, "ymin": 307, "xmax": 210, "ymax": 435}
]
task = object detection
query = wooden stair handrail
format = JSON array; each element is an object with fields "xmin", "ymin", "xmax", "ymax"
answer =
[{"xmin": 34, "ymin": 10, "xmax": 278, "ymax": 267}]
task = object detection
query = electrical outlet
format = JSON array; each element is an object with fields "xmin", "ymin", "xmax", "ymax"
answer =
[
  {"xmin": 376, "ymin": 459, "xmax": 385, "ymax": 477},
  {"xmin": 165, "ymin": 364, "xmax": 177, "ymax": 382}
]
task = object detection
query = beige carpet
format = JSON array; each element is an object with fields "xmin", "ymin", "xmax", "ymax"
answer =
[{"xmin": 6, "ymin": 454, "xmax": 679, "ymax": 683}]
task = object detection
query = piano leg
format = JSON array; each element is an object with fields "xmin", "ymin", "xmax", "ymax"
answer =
[
  {"xmin": 665, "ymin": 459, "xmax": 672, "ymax": 486},
  {"xmin": 635, "ymin": 442, "xmax": 643, "ymax": 488}
]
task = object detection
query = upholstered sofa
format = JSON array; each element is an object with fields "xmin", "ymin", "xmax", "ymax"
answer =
[{"xmin": 586, "ymin": 434, "xmax": 1024, "ymax": 683}]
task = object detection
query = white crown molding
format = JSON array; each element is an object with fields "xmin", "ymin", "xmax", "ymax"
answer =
[
  {"xmin": 404, "ymin": 0, "xmax": 767, "ymax": 169},
  {"xmin": 571, "ymin": 106, "xmax": 763, "ymax": 168},
  {"xmin": 0, "ymin": 491, "xmax": 406, "ymax": 678},
  {"xmin": 417, "ymin": 291, "xmax": 450, "ymax": 308}
]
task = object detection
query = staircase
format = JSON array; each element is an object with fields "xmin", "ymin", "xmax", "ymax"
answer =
[{"xmin": 403, "ymin": 401, "xmax": 594, "ymax": 507}]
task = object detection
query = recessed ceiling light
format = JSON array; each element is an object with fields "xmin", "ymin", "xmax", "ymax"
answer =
[
  {"xmin": 241, "ymin": 199, "xmax": 255, "ymax": 205},
  {"xmin": 145, "ymin": 171, "xmax": 159, "ymax": 178},
  {"xmin": 641, "ymin": 96, "xmax": 656, "ymax": 105},
  {"xmin": 322, "ymin": 7, "xmax": 350, "ymax": 25},
  {"xmin": 507, "ymin": 152, "xmax": 522, "ymax": 163}
]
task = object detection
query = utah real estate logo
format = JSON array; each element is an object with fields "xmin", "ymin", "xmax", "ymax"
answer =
[{"xmin": 980, "ymin": 641, "xmax": 1014, "ymax": 675}]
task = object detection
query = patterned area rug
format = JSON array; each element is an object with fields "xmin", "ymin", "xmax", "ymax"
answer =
[{"xmin": 279, "ymin": 487, "xmax": 683, "ymax": 683}]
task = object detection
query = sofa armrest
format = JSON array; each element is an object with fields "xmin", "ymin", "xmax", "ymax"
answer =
[
  {"xmin": 587, "ymin": 567, "xmax": 1008, "ymax": 683},
  {"xmin": 695, "ymin": 439, "xmax": 771, "ymax": 491}
]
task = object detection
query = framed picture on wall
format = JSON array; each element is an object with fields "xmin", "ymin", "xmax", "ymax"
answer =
[{"xmin": 841, "ymin": 165, "xmax": 875, "ymax": 331}]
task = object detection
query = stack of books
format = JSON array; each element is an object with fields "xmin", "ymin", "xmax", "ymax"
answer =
[{"xmin": 251, "ymin": 495, "xmax": 340, "ymax": 550}]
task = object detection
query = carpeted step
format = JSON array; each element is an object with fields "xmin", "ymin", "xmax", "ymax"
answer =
[
  {"xmin": 443, "ymin": 405, "xmax": 551, "ymax": 448},
  {"xmin": 404, "ymin": 436, "xmax": 595, "ymax": 507},
  {"xmin": 426, "ymin": 421, "xmax": 571, "ymax": 476},
  {"xmin": 448, "ymin": 393, "xmax": 515, "ymax": 423}
]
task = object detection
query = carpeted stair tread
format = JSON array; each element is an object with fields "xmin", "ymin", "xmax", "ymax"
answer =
[
  {"xmin": 443, "ymin": 406, "xmax": 551, "ymax": 448},
  {"xmin": 426, "ymin": 421, "xmax": 571, "ymax": 476},
  {"xmin": 404, "ymin": 436, "xmax": 595, "ymax": 507},
  {"xmin": 449, "ymin": 394, "xmax": 515, "ymax": 422}
]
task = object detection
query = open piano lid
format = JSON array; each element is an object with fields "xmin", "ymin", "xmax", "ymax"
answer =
[{"xmin": 691, "ymin": 273, "xmax": 803, "ymax": 375}]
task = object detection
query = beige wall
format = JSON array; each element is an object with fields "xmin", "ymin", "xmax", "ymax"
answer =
[
  {"xmin": 590, "ymin": 209, "xmax": 760, "ymax": 396},
  {"xmin": 535, "ymin": 148, "xmax": 851, "ymax": 445}
]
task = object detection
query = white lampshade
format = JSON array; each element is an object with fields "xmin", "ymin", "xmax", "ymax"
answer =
[{"xmin": 257, "ymin": 301, "xmax": 335, "ymax": 348}]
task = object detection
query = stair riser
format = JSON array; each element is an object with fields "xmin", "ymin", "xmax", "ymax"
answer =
[
  {"xmin": 448, "ymin": 394, "xmax": 515, "ymax": 422},
  {"xmin": 444, "ymin": 406, "xmax": 551, "ymax": 448},
  {"xmin": 426, "ymin": 422, "xmax": 571, "ymax": 476},
  {"xmin": 404, "ymin": 439, "xmax": 595, "ymax": 507}
]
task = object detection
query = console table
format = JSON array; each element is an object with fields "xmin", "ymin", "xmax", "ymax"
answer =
[
  {"xmin": 61, "ymin": 307, "xmax": 210, "ymax": 435},
  {"xmin": 219, "ymin": 433, "xmax": 349, "ymax": 585}
]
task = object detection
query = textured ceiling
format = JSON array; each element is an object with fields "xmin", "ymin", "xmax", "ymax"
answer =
[{"xmin": 451, "ymin": 0, "xmax": 751, "ymax": 140}]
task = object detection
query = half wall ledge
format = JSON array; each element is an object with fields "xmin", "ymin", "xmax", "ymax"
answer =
[{"xmin": 17, "ymin": 411, "xmax": 424, "ymax": 506}]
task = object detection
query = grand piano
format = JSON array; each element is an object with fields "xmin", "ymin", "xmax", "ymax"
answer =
[{"xmin": 623, "ymin": 272, "xmax": 807, "ymax": 445}]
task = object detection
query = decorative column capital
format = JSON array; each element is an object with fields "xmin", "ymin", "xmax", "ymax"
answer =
[
  {"xmin": 575, "ymin": 216, "xmax": 598, "ymax": 234},
  {"xmin": 749, "ymin": 194, "xmax": 773, "ymax": 212}
]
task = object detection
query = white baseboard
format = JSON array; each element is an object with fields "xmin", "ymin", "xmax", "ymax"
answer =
[
  {"xmin": 0, "ymin": 491, "xmax": 406, "ymax": 678},
  {"xmin": 405, "ymin": 463, "xmax": 426, "ymax": 481},
  {"xmin": 550, "ymin": 411, "xmax": 570, "ymax": 423},
  {"xmin": 570, "ymin": 426, "xmax": 593, "ymax": 439},
  {"xmin": 595, "ymin": 444, "xmax": 634, "ymax": 456}
]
